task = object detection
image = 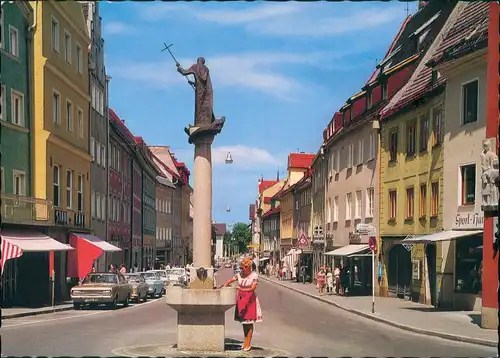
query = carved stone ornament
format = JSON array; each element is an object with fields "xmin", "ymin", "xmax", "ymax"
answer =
[{"xmin": 480, "ymin": 137, "xmax": 499, "ymax": 214}]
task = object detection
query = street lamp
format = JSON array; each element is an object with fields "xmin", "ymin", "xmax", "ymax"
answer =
[
  {"xmin": 226, "ymin": 206, "xmax": 231, "ymax": 212},
  {"xmin": 225, "ymin": 152, "xmax": 233, "ymax": 164}
]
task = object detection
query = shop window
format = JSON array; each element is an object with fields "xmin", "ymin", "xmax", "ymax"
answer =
[
  {"xmin": 405, "ymin": 187, "xmax": 414, "ymax": 219},
  {"xmin": 460, "ymin": 164, "xmax": 475, "ymax": 205},
  {"xmin": 455, "ymin": 235, "xmax": 482, "ymax": 294},
  {"xmin": 388, "ymin": 190, "xmax": 397, "ymax": 220},
  {"xmin": 431, "ymin": 182, "xmax": 439, "ymax": 216}
]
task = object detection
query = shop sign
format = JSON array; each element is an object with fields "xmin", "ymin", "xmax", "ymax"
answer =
[{"xmin": 454, "ymin": 212, "xmax": 484, "ymax": 230}]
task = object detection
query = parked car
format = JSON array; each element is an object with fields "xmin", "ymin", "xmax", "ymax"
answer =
[
  {"xmin": 124, "ymin": 273, "xmax": 149, "ymax": 303},
  {"xmin": 147, "ymin": 269, "xmax": 168, "ymax": 293},
  {"xmin": 139, "ymin": 271, "xmax": 164, "ymax": 298},
  {"xmin": 166, "ymin": 268, "xmax": 187, "ymax": 286},
  {"xmin": 70, "ymin": 272, "xmax": 133, "ymax": 310}
]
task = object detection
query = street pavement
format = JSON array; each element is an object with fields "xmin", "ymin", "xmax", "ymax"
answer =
[{"xmin": 0, "ymin": 280, "xmax": 497, "ymax": 357}]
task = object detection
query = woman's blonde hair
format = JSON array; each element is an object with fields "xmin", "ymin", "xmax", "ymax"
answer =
[{"xmin": 240, "ymin": 257, "xmax": 253, "ymax": 270}]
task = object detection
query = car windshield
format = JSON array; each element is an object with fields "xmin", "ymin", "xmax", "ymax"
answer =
[
  {"xmin": 167, "ymin": 269, "xmax": 184, "ymax": 276},
  {"xmin": 126, "ymin": 275, "xmax": 142, "ymax": 283},
  {"xmin": 83, "ymin": 274, "xmax": 118, "ymax": 284},
  {"xmin": 154, "ymin": 271, "xmax": 167, "ymax": 277},
  {"xmin": 143, "ymin": 272, "xmax": 157, "ymax": 279}
]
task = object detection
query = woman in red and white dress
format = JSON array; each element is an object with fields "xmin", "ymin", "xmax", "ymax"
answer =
[{"xmin": 224, "ymin": 257, "xmax": 263, "ymax": 351}]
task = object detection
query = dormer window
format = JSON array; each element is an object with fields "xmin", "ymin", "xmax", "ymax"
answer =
[
  {"xmin": 366, "ymin": 89, "xmax": 372, "ymax": 109},
  {"xmin": 382, "ymin": 82, "xmax": 388, "ymax": 100}
]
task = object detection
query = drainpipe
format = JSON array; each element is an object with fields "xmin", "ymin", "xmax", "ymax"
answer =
[
  {"xmin": 105, "ymin": 75, "xmax": 110, "ymax": 269},
  {"xmin": 27, "ymin": 0, "xmax": 37, "ymax": 198}
]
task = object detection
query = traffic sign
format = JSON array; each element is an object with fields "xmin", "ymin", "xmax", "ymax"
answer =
[
  {"xmin": 368, "ymin": 236, "xmax": 377, "ymax": 251},
  {"xmin": 297, "ymin": 233, "xmax": 309, "ymax": 247},
  {"xmin": 356, "ymin": 223, "xmax": 376, "ymax": 236}
]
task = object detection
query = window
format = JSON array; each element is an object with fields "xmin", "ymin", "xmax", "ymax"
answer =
[
  {"xmin": 8, "ymin": 26, "xmax": 19, "ymax": 57},
  {"xmin": 90, "ymin": 137, "xmax": 95, "ymax": 159},
  {"xmin": 462, "ymin": 80, "xmax": 478, "ymax": 124},
  {"xmin": 366, "ymin": 188, "xmax": 374, "ymax": 218},
  {"xmin": 53, "ymin": 91, "xmax": 61, "ymax": 124},
  {"xmin": 0, "ymin": 10, "xmax": 3, "ymax": 49},
  {"xmin": 117, "ymin": 150, "xmax": 121, "ymax": 172},
  {"xmin": 101, "ymin": 196, "xmax": 106, "ymax": 220},
  {"xmin": 347, "ymin": 144, "xmax": 354, "ymax": 168},
  {"xmin": 0, "ymin": 85, "xmax": 5, "ymax": 121},
  {"xmin": 99, "ymin": 91, "xmax": 104, "ymax": 115},
  {"xmin": 11, "ymin": 91, "xmax": 24, "ymax": 126},
  {"xmin": 368, "ymin": 132, "xmax": 376, "ymax": 160},
  {"xmin": 77, "ymin": 174, "xmax": 83, "ymax": 212},
  {"xmin": 406, "ymin": 187, "xmax": 414, "ymax": 219},
  {"xmin": 431, "ymin": 182, "xmax": 439, "ymax": 216},
  {"xmin": 327, "ymin": 198, "xmax": 332, "ymax": 223},
  {"xmin": 357, "ymin": 138, "xmax": 363, "ymax": 165},
  {"xmin": 461, "ymin": 164, "xmax": 476, "ymax": 205},
  {"xmin": 382, "ymin": 83, "xmax": 387, "ymax": 100},
  {"xmin": 96, "ymin": 193, "xmax": 101, "ymax": 219},
  {"xmin": 346, "ymin": 193, "xmax": 353, "ymax": 221},
  {"xmin": 77, "ymin": 108, "xmax": 83, "ymax": 138},
  {"xmin": 388, "ymin": 190, "xmax": 397, "ymax": 220},
  {"xmin": 406, "ymin": 123, "xmax": 416, "ymax": 156},
  {"xmin": 101, "ymin": 144, "xmax": 106, "ymax": 167},
  {"xmin": 66, "ymin": 100, "xmax": 74, "ymax": 132},
  {"xmin": 64, "ymin": 31, "xmax": 71, "ymax": 63},
  {"xmin": 53, "ymin": 165, "xmax": 60, "ymax": 207},
  {"xmin": 455, "ymin": 235, "xmax": 482, "ymax": 294},
  {"xmin": 96, "ymin": 141, "xmax": 101, "ymax": 165},
  {"xmin": 355, "ymin": 190, "xmax": 362, "ymax": 219},
  {"xmin": 0, "ymin": 167, "xmax": 4, "ymax": 192},
  {"xmin": 66, "ymin": 170, "xmax": 73, "ymax": 209},
  {"xmin": 333, "ymin": 196, "xmax": 339, "ymax": 222},
  {"xmin": 420, "ymin": 184, "xmax": 427, "ymax": 217},
  {"xmin": 12, "ymin": 170, "xmax": 25, "ymax": 196},
  {"xmin": 389, "ymin": 131, "xmax": 398, "ymax": 161},
  {"xmin": 420, "ymin": 115, "xmax": 429, "ymax": 151},
  {"xmin": 335, "ymin": 150, "xmax": 340, "ymax": 172},
  {"xmin": 91, "ymin": 191, "xmax": 96, "ymax": 218},
  {"xmin": 91, "ymin": 84, "xmax": 96, "ymax": 109},
  {"xmin": 51, "ymin": 18, "xmax": 59, "ymax": 52},
  {"xmin": 433, "ymin": 109, "xmax": 443, "ymax": 145},
  {"xmin": 76, "ymin": 43, "xmax": 83, "ymax": 73}
]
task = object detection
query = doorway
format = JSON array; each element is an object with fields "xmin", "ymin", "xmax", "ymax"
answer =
[
  {"xmin": 425, "ymin": 244, "xmax": 437, "ymax": 307},
  {"xmin": 387, "ymin": 244, "xmax": 412, "ymax": 299}
]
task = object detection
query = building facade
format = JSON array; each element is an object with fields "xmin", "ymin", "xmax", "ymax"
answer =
[
  {"xmin": 177, "ymin": 162, "xmax": 192, "ymax": 266},
  {"xmin": 82, "ymin": 1, "xmax": 108, "ymax": 270},
  {"xmin": 292, "ymin": 171, "xmax": 313, "ymax": 275},
  {"xmin": 31, "ymin": 0, "xmax": 92, "ymax": 300},
  {"xmin": 213, "ymin": 223, "xmax": 226, "ymax": 261},
  {"xmin": 131, "ymin": 160, "xmax": 142, "ymax": 269},
  {"xmin": 107, "ymin": 109, "xmax": 133, "ymax": 268},
  {"xmin": 432, "ymin": 2, "xmax": 489, "ymax": 320}
]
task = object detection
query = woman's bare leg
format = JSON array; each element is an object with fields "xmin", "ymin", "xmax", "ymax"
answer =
[{"xmin": 243, "ymin": 323, "xmax": 254, "ymax": 349}]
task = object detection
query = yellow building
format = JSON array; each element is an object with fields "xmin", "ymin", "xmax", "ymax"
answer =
[
  {"xmin": 31, "ymin": 0, "xmax": 92, "ymax": 231},
  {"xmin": 378, "ymin": 49, "xmax": 448, "ymax": 304}
]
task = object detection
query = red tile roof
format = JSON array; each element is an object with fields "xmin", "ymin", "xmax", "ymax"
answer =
[
  {"xmin": 262, "ymin": 206, "xmax": 280, "ymax": 218},
  {"xmin": 288, "ymin": 153, "xmax": 315, "ymax": 169},
  {"xmin": 263, "ymin": 196, "xmax": 273, "ymax": 204},
  {"xmin": 212, "ymin": 223, "xmax": 226, "ymax": 236},
  {"xmin": 430, "ymin": 2, "xmax": 489, "ymax": 65},
  {"xmin": 108, "ymin": 108, "xmax": 135, "ymax": 143},
  {"xmin": 258, "ymin": 180, "xmax": 278, "ymax": 194}
]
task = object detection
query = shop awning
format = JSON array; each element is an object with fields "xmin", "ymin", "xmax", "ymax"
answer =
[
  {"xmin": 259, "ymin": 257, "xmax": 269, "ymax": 262},
  {"xmin": 325, "ymin": 244, "xmax": 369, "ymax": 256},
  {"xmin": 1, "ymin": 231, "xmax": 74, "ymax": 252},
  {"xmin": 394, "ymin": 230, "xmax": 483, "ymax": 244},
  {"xmin": 73, "ymin": 233, "xmax": 121, "ymax": 252},
  {"xmin": 286, "ymin": 248, "xmax": 302, "ymax": 256}
]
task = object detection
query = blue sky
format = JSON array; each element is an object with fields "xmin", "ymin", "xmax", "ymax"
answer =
[{"xmin": 100, "ymin": 1, "xmax": 417, "ymax": 226}]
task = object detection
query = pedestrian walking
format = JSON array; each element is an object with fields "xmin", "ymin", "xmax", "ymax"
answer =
[
  {"xmin": 316, "ymin": 268, "xmax": 326, "ymax": 296},
  {"xmin": 292, "ymin": 264, "xmax": 297, "ymax": 281},
  {"xmin": 326, "ymin": 267, "xmax": 333, "ymax": 294},
  {"xmin": 334, "ymin": 265, "xmax": 341, "ymax": 295},
  {"xmin": 119, "ymin": 264, "xmax": 127, "ymax": 274},
  {"xmin": 300, "ymin": 264, "xmax": 307, "ymax": 284},
  {"xmin": 223, "ymin": 257, "xmax": 263, "ymax": 351},
  {"xmin": 282, "ymin": 265, "xmax": 287, "ymax": 281}
]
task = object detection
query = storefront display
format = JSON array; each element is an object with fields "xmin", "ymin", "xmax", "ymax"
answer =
[{"xmin": 455, "ymin": 235, "xmax": 482, "ymax": 294}]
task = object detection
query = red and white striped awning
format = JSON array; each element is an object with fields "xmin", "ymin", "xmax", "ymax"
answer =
[{"xmin": 0, "ymin": 231, "xmax": 74, "ymax": 275}]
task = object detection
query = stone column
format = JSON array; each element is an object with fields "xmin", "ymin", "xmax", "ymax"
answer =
[{"xmin": 192, "ymin": 135, "xmax": 214, "ymax": 268}]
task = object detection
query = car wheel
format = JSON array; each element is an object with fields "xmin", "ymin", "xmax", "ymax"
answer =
[
  {"xmin": 73, "ymin": 303, "xmax": 82, "ymax": 310},
  {"xmin": 123, "ymin": 295, "xmax": 130, "ymax": 307},
  {"xmin": 110, "ymin": 296, "xmax": 118, "ymax": 310},
  {"xmin": 142, "ymin": 292, "xmax": 148, "ymax": 302},
  {"xmin": 158, "ymin": 290, "xmax": 163, "ymax": 298},
  {"xmin": 135, "ymin": 296, "xmax": 140, "ymax": 304}
]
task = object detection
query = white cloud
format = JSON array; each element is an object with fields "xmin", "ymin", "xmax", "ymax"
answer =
[
  {"xmin": 107, "ymin": 51, "xmax": 349, "ymax": 100},
  {"xmin": 136, "ymin": 3, "xmax": 406, "ymax": 38},
  {"xmin": 173, "ymin": 145, "xmax": 279, "ymax": 168},
  {"xmin": 104, "ymin": 21, "xmax": 133, "ymax": 35}
]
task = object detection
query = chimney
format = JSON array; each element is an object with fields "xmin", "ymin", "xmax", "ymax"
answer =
[{"xmin": 276, "ymin": 170, "xmax": 279, "ymax": 181}]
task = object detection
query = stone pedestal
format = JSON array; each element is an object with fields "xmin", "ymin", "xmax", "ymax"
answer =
[{"xmin": 166, "ymin": 286, "xmax": 237, "ymax": 352}]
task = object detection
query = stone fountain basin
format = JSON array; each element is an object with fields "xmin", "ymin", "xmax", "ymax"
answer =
[{"xmin": 165, "ymin": 286, "xmax": 237, "ymax": 352}]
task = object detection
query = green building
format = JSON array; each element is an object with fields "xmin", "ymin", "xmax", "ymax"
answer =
[{"xmin": 1, "ymin": 1, "xmax": 33, "ymax": 196}]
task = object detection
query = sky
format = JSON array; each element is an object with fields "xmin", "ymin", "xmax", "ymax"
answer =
[{"xmin": 100, "ymin": 1, "xmax": 418, "ymax": 226}]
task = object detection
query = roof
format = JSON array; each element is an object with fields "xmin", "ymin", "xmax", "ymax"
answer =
[
  {"xmin": 288, "ymin": 153, "xmax": 315, "ymax": 169},
  {"xmin": 259, "ymin": 180, "xmax": 278, "ymax": 194},
  {"xmin": 262, "ymin": 206, "xmax": 280, "ymax": 218},
  {"xmin": 212, "ymin": 223, "xmax": 226, "ymax": 236},
  {"xmin": 429, "ymin": 2, "xmax": 489, "ymax": 66},
  {"xmin": 271, "ymin": 180, "xmax": 289, "ymax": 200},
  {"xmin": 109, "ymin": 108, "xmax": 135, "ymax": 144},
  {"xmin": 149, "ymin": 146, "xmax": 181, "ymax": 178},
  {"xmin": 380, "ymin": 2, "xmax": 458, "ymax": 119}
]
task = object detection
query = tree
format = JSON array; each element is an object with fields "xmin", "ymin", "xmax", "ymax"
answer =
[{"xmin": 231, "ymin": 222, "xmax": 252, "ymax": 253}]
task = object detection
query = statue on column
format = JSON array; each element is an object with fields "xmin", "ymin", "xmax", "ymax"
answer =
[
  {"xmin": 177, "ymin": 57, "xmax": 225, "ymax": 143},
  {"xmin": 480, "ymin": 138, "xmax": 499, "ymax": 212}
]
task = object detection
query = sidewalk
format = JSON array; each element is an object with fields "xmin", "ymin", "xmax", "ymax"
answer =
[
  {"xmin": 261, "ymin": 275, "xmax": 498, "ymax": 347},
  {"xmin": 1, "ymin": 302, "xmax": 74, "ymax": 320}
]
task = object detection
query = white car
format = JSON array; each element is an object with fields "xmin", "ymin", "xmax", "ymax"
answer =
[
  {"xmin": 166, "ymin": 268, "xmax": 187, "ymax": 286},
  {"xmin": 147, "ymin": 270, "xmax": 168, "ymax": 293}
]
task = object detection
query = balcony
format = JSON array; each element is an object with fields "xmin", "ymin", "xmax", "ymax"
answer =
[{"xmin": 1, "ymin": 193, "xmax": 53, "ymax": 226}]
